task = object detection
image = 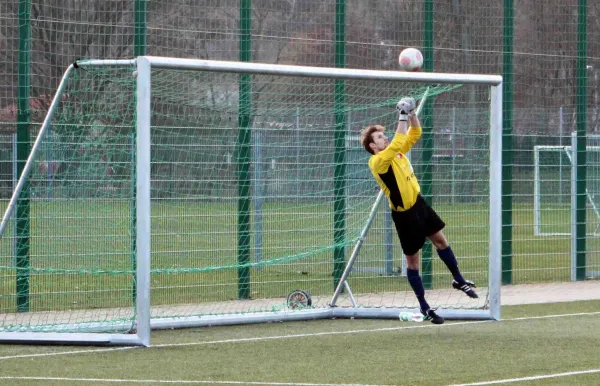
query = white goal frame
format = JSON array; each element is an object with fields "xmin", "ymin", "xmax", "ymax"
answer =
[{"xmin": 0, "ymin": 56, "xmax": 503, "ymax": 346}]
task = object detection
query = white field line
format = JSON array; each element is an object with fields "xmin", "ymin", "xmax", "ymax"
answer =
[
  {"xmin": 0, "ymin": 311, "xmax": 598, "ymax": 362},
  {"xmin": 0, "ymin": 320, "xmax": 489, "ymax": 361},
  {"xmin": 0, "ymin": 377, "xmax": 393, "ymax": 386},
  {"xmin": 0, "ymin": 346, "xmax": 141, "ymax": 361},
  {"xmin": 451, "ymin": 368, "xmax": 600, "ymax": 385}
]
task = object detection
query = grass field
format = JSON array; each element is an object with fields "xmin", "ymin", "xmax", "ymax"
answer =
[{"xmin": 0, "ymin": 299, "xmax": 599, "ymax": 385}]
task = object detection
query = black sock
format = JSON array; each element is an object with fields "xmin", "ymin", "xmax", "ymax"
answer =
[
  {"xmin": 406, "ymin": 269, "xmax": 430, "ymax": 312},
  {"xmin": 437, "ymin": 246, "xmax": 465, "ymax": 283}
]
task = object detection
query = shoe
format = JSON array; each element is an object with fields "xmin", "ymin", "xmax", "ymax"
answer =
[
  {"xmin": 421, "ymin": 308, "xmax": 444, "ymax": 324},
  {"xmin": 452, "ymin": 279, "xmax": 479, "ymax": 299}
]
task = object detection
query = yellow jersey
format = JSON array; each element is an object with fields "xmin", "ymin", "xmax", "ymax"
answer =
[{"xmin": 368, "ymin": 126, "xmax": 422, "ymax": 211}]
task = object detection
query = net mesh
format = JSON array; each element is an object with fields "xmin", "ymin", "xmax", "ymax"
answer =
[
  {"xmin": 0, "ymin": 62, "xmax": 498, "ymax": 333},
  {"xmin": 0, "ymin": 64, "xmax": 137, "ymax": 333},
  {"xmin": 535, "ymin": 144, "xmax": 600, "ymax": 236}
]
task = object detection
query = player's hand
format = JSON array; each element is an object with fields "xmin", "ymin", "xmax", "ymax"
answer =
[
  {"xmin": 396, "ymin": 97, "xmax": 416, "ymax": 121},
  {"xmin": 396, "ymin": 97, "xmax": 416, "ymax": 113}
]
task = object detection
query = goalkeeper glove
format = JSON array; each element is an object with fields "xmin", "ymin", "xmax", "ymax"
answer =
[{"xmin": 396, "ymin": 97, "xmax": 416, "ymax": 121}]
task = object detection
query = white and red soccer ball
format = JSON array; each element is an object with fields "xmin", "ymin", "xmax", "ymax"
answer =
[{"xmin": 398, "ymin": 47, "xmax": 423, "ymax": 72}]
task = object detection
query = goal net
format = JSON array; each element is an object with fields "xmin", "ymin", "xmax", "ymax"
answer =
[
  {"xmin": 0, "ymin": 57, "xmax": 502, "ymax": 345},
  {"xmin": 534, "ymin": 142, "xmax": 600, "ymax": 236}
]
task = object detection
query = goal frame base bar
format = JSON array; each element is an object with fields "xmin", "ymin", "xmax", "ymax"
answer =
[
  {"xmin": 0, "ymin": 332, "xmax": 146, "ymax": 346},
  {"xmin": 0, "ymin": 307, "xmax": 497, "ymax": 345},
  {"xmin": 150, "ymin": 308, "xmax": 497, "ymax": 330}
]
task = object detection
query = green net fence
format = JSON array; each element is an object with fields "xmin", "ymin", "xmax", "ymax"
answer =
[{"xmin": 0, "ymin": 0, "xmax": 599, "ymax": 334}]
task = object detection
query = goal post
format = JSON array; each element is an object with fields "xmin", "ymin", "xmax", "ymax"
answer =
[
  {"xmin": 533, "ymin": 133, "xmax": 600, "ymax": 280},
  {"xmin": 533, "ymin": 137, "xmax": 600, "ymax": 238},
  {"xmin": 0, "ymin": 60, "xmax": 150, "ymax": 346},
  {"xmin": 0, "ymin": 56, "xmax": 502, "ymax": 346}
]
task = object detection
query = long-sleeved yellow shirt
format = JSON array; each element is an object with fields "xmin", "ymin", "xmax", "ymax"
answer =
[{"xmin": 368, "ymin": 126, "xmax": 422, "ymax": 211}]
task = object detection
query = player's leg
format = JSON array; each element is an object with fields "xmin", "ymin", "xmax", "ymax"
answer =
[
  {"xmin": 429, "ymin": 231, "xmax": 464, "ymax": 283},
  {"xmin": 419, "ymin": 196, "xmax": 479, "ymax": 299},
  {"xmin": 392, "ymin": 209, "xmax": 444, "ymax": 324},
  {"xmin": 404, "ymin": 251, "xmax": 444, "ymax": 324},
  {"xmin": 404, "ymin": 252, "xmax": 429, "ymax": 313},
  {"xmin": 429, "ymin": 231, "xmax": 478, "ymax": 299}
]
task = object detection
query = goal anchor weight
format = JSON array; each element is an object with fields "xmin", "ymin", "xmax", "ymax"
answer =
[{"xmin": 286, "ymin": 290, "xmax": 312, "ymax": 310}]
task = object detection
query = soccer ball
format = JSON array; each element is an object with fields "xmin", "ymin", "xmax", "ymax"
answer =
[{"xmin": 398, "ymin": 48, "xmax": 423, "ymax": 72}]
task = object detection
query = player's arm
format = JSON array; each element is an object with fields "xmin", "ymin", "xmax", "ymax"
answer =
[
  {"xmin": 404, "ymin": 112, "xmax": 422, "ymax": 151},
  {"xmin": 371, "ymin": 97, "xmax": 421, "ymax": 165},
  {"xmin": 393, "ymin": 97, "xmax": 421, "ymax": 153},
  {"xmin": 395, "ymin": 119, "xmax": 408, "ymax": 135},
  {"xmin": 374, "ymin": 132, "xmax": 415, "ymax": 165}
]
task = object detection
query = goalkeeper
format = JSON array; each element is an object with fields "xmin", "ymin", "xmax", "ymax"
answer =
[{"xmin": 359, "ymin": 97, "xmax": 478, "ymax": 325}]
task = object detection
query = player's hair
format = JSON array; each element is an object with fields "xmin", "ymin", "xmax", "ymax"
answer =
[{"xmin": 360, "ymin": 125, "xmax": 384, "ymax": 155}]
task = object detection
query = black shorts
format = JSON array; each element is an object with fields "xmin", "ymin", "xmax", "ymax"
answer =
[{"xmin": 391, "ymin": 194, "xmax": 446, "ymax": 256}]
